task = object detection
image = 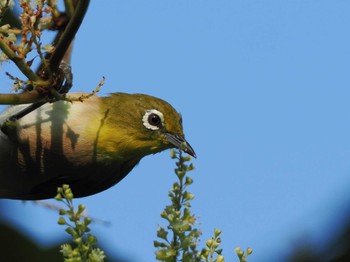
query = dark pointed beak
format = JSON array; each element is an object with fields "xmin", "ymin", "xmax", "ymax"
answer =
[{"xmin": 165, "ymin": 133, "xmax": 196, "ymax": 158}]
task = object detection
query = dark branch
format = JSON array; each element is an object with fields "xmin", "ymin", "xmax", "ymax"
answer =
[{"xmin": 49, "ymin": 0, "xmax": 90, "ymax": 71}]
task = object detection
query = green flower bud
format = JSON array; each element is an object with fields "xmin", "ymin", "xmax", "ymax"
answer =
[
  {"xmin": 181, "ymin": 223, "xmax": 191, "ymax": 231},
  {"xmin": 181, "ymin": 155, "xmax": 191, "ymax": 162},
  {"xmin": 65, "ymin": 193, "xmax": 74, "ymax": 200},
  {"xmin": 77, "ymin": 204, "xmax": 85, "ymax": 214},
  {"xmin": 214, "ymin": 228, "xmax": 222, "ymax": 238},
  {"xmin": 57, "ymin": 217, "xmax": 66, "ymax": 225},
  {"xmin": 84, "ymin": 217, "xmax": 92, "ymax": 225},
  {"xmin": 0, "ymin": 24, "xmax": 10, "ymax": 31},
  {"xmin": 65, "ymin": 227, "xmax": 76, "ymax": 237},
  {"xmin": 59, "ymin": 209, "xmax": 67, "ymax": 215},
  {"xmin": 206, "ymin": 239, "xmax": 213, "ymax": 247},
  {"xmin": 187, "ymin": 163, "xmax": 195, "ymax": 171},
  {"xmin": 73, "ymin": 237, "xmax": 82, "ymax": 244},
  {"xmin": 176, "ymin": 170, "xmax": 185, "ymax": 178},
  {"xmin": 87, "ymin": 234, "xmax": 97, "ymax": 244},
  {"xmin": 71, "ymin": 248, "xmax": 80, "ymax": 257},
  {"xmin": 216, "ymin": 254, "xmax": 225, "ymax": 262},
  {"xmin": 160, "ymin": 211, "xmax": 168, "ymax": 219},
  {"xmin": 60, "ymin": 244, "xmax": 72, "ymax": 257},
  {"xmin": 170, "ymin": 149, "xmax": 176, "ymax": 159},
  {"xmin": 212, "ymin": 240, "xmax": 220, "ymax": 249},
  {"xmin": 235, "ymin": 247, "xmax": 244, "ymax": 257},
  {"xmin": 183, "ymin": 191, "xmax": 194, "ymax": 201}
]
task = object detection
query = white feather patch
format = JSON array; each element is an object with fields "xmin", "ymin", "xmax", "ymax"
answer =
[{"xmin": 142, "ymin": 109, "xmax": 164, "ymax": 130}]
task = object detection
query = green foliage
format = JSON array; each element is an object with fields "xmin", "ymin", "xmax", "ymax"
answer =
[
  {"xmin": 55, "ymin": 185, "xmax": 106, "ymax": 262},
  {"xmin": 54, "ymin": 151, "xmax": 252, "ymax": 262},
  {"xmin": 199, "ymin": 229, "xmax": 224, "ymax": 262},
  {"xmin": 155, "ymin": 149, "xmax": 200, "ymax": 262},
  {"xmin": 235, "ymin": 247, "xmax": 253, "ymax": 262},
  {"xmin": 155, "ymin": 149, "xmax": 253, "ymax": 262}
]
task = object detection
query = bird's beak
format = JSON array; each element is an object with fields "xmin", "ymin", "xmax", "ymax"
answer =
[{"xmin": 165, "ymin": 133, "xmax": 196, "ymax": 158}]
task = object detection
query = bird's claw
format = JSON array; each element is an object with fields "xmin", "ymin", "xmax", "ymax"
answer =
[{"xmin": 1, "ymin": 118, "xmax": 19, "ymax": 138}]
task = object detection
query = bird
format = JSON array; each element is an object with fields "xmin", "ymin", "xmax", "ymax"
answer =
[{"xmin": 0, "ymin": 92, "xmax": 195, "ymax": 200}]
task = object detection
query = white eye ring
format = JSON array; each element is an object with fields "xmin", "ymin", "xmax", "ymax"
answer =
[{"xmin": 142, "ymin": 109, "xmax": 164, "ymax": 130}]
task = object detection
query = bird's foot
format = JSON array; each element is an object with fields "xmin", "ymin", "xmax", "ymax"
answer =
[{"xmin": 0, "ymin": 118, "xmax": 19, "ymax": 138}]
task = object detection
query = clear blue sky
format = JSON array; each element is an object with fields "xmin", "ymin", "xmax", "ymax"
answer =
[{"xmin": 1, "ymin": 1, "xmax": 350, "ymax": 261}]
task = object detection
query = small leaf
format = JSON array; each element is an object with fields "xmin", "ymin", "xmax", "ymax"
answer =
[
  {"xmin": 157, "ymin": 226, "xmax": 168, "ymax": 241},
  {"xmin": 65, "ymin": 227, "xmax": 76, "ymax": 238},
  {"xmin": 155, "ymin": 249, "xmax": 177, "ymax": 260},
  {"xmin": 200, "ymin": 247, "xmax": 210, "ymax": 259},
  {"xmin": 185, "ymin": 177, "xmax": 193, "ymax": 186},
  {"xmin": 87, "ymin": 234, "xmax": 97, "ymax": 245},
  {"xmin": 216, "ymin": 249, "xmax": 223, "ymax": 255},
  {"xmin": 153, "ymin": 240, "xmax": 168, "ymax": 248}
]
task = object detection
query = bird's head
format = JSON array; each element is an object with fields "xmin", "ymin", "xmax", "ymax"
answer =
[{"xmin": 98, "ymin": 93, "xmax": 196, "ymax": 160}]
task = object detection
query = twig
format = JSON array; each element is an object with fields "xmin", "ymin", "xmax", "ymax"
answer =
[
  {"xmin": 33, "ymin": 200, "xmax": 112, "ymax": 227},
  {"xmin": 49, "ymin": 0, "xmax": 90, "ymax": 70},
  {"xmin": 66, "ymin": 76, "xmax": 105, "ymax": 102},
  {"xmin": 0, "ymin": 35, "xmax": 39, "ymax": 81}
]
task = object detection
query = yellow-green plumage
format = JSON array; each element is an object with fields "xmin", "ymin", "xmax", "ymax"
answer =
[{"xmin": 0, "ymin": 93, "xmax": 195, "ymax": 200}]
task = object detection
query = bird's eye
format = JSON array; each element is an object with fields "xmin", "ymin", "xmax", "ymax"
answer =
[
  {"xmin": 142, "ymin": 109, "xmax": 164, "ymax": 130},
  {"xmin": 148, "ymin": 113, "xmax": 161, "ymax": 126}
]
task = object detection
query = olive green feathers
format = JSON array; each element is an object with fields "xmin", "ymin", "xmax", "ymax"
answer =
[{"xmin": 0, "ymin": 93, "xmax": 195, "ymax": 200}]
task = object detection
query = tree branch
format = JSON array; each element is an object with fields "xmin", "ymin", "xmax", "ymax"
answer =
[
  {"xmin": 0, "ymin": 90, "xmax": 43, "ymax": 105},
  {"xmin": 49, "ymin": 0, "xmax": 90, "ymax": 70}
]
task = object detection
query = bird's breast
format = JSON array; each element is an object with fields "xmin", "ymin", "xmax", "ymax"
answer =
[{"xmin": 0, "ymin": 98, "xmax": 137, "ymax": 199}]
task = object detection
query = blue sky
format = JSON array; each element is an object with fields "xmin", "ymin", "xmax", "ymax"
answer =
[{"xmin": 1, "ymin": 1, "xmax": 350, "ymax": 261}]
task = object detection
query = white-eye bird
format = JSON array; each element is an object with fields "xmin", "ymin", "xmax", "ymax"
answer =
[{"xmin": 0, "ymin": 93, "xmax": 195, "ymax": 200}]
